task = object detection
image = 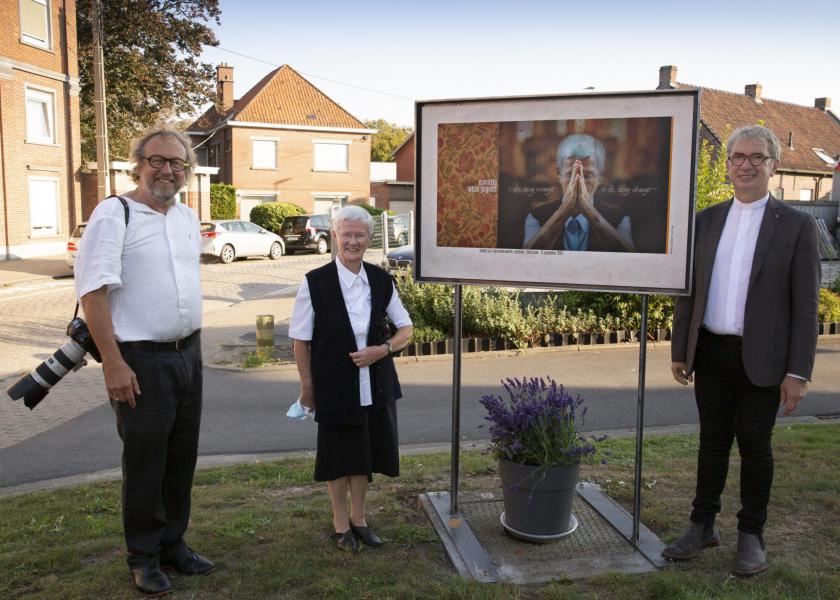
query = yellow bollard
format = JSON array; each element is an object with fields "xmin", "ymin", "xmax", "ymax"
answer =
[{"xmin": 256, "ymin": 315, "xmax": 274, "ymax": 359}]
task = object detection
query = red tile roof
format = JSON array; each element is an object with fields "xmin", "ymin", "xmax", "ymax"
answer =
[
  {"xmin": 188, "ymin": 65, "xmax": 366, "ymax": 132},
  {"xmin": 678, "ymin": 83, "xmax": 840, "ymax": 173}
]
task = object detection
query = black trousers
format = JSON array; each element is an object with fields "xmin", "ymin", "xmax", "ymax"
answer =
[
  {"xmin": 112, "ymin": 335, "xmax": 203, "ymax": 568},
  {"xmin": 690, "ymin": 329, "xmax": 780, "ymax": 534}
]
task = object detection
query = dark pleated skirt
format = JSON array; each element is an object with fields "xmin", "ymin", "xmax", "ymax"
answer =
[{"xmin": 314, "ymin": 403, "xmax": 399, "ymax": 482}]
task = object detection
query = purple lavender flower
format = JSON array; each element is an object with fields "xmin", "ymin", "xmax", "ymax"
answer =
[{"xmin": 479, "ymin": 376, "xmax": 600, "ymax": 468}]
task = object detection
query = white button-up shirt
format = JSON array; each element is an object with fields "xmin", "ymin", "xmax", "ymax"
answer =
[
  {"xmin": 75, "ymin": 195, "xmax": 203, "ymax": 342},
  {"xmin": 289, "ymin": 258, "xmax": 412, "ymax": 407},
  {"xmin": 703, "ymin": 194, "xmax": 768, "ymax": 336}
]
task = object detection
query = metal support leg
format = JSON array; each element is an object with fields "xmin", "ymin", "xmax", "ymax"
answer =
[
  {"xmin": 450, "ymin": 284, "xmax": 463, "ymax": 515},
  {"xmin": 632, "ymin": 294, "xmax": 649, "ymax": 545}
]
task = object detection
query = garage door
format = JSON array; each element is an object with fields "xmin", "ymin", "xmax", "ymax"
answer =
[
  {"xmin": 389, "ymin": 200, "xmax": 413, "ymax": 215},
  {"xmin": 239, "ymin": 196, "xmax": 276, "ymax": 221}
]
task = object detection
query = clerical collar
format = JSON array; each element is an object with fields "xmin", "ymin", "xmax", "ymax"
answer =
[{"xmin": 732, "ymin": 193, "xmax": 769, "ymax": 210}]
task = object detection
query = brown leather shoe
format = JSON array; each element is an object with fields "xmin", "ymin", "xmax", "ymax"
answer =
[
  {"xmin": 130, "ymin": 564, "xmax": 172, "ymax": 596},
  {"xmin": 733, "ymin": 532, "xmax": 768, "ymax": 577},
  {"xmin": 334, "ymin": 529, "xmax": 359, "ymax": 553},
  {"xmin": 662, "ymin": 522, "xmax": 721, "ymax": 561},
  {"xmin": 350, "ymin": 523, "xmax": 383, "ymax": 547}
]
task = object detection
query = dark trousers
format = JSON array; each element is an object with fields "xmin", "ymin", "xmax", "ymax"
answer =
[
  {"xmin": 690, "ymin": 329, "xmax": 780, "ymax": 534},
  {"xmin": 112, "ymin": 335, "xmax": 203, "ymax": 568}
]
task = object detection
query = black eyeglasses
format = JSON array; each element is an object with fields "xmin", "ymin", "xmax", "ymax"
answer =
[
  {"xmin": 143, "ymin": 155, "xmax": 189, "ymax": 172},
  {"xmin": 728, "ymin": 154, "xmax": 771, "ymax": 166}
]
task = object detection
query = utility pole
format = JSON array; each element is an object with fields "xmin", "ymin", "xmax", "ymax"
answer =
[{"xmin": 91, "ymin": 0, "xmax": 110, "ymax": 199}]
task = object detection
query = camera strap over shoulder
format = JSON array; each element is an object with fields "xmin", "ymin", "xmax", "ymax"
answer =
[{"xmin": 72, "ymin": 195, "xmax": 130, "ymax": 320}]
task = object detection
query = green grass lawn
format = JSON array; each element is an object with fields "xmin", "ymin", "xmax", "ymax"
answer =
[{"xmin": 2, "ymin": 423, "xmax": 839, "ymax": 599}]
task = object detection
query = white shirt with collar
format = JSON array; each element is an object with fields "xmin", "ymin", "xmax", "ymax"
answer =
[
  {"xmin": 703, "ymin": 194, "xmax": 768, "ymax": 336},
  {"xmin": 289, "ymin": 257, "xmax": 412, "ymax": 407},
  {"xmin": 75, "ymin": 195, "xmax": 203, "ymax": 342}
]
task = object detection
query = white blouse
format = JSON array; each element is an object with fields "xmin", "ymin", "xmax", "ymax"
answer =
[{"xmin": 288, "ymin": 257, "xmax": 412, "ymax": 407}]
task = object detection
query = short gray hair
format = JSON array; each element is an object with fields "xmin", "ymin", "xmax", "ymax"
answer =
[
  {"xmin": 129, "ymin": 126, "xmax": 197, "ymax": 183},
  {"xmin": 332, "ymin": 205, "xmax": 374, "ymax": 235},
  {"xmin": 726, "ymin": 125, "xmax": 781, "ymax": 161},
  {"xmin": 556, "ymin": 134, "xmax": 606, "ymax": 172}
]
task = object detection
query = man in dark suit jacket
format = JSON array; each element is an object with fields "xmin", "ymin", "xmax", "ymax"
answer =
[{"xmin": 664, "ymin": 126, "xmax": 820, "ymax": 576}]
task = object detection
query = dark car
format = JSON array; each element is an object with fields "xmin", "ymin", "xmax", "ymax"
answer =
[
  {"xmin": 280, "ymin": 214, "xmax": 331, "ymax": 254},
  {"xmin": 385, "ymin": 244, "xmax": 413, "ymax": 272}
]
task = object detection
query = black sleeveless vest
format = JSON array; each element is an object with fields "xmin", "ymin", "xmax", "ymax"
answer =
[{"xmin": 306, "ymin": 261, "xmax": 402, "ymax": 425}]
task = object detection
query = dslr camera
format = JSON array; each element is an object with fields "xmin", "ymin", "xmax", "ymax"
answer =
[{"xmin": 6, "ymin": 317, "xmax": 102, "ymax": 410}]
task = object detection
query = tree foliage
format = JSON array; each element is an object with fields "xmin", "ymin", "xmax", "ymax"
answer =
[
  {"xmin": 77, "ymin": 1, "xmax": 221, "ymax": 162},
  {"xmin": 364, "ymin": 119, "xmax": 412, "ymax": 162},
  {"xmin": 695, "ymin": 138, "xmax": 733, "ymax": 211},
  {"xmin": 249, "ymin": 203, "xmax": 306, "ymax": 234},
  {"xmin": 210, "ymin": 183, "xmax": 236, "ymax": 219}
]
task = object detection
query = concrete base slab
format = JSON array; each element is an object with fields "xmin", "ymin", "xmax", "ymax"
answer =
[{"xmin": 420, "ymin": 482, "xmax": 668, "ymax": 583}]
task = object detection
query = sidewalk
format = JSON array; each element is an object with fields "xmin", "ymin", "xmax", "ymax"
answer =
[{"xmin": 0, "ymin": 254, "xmax": 73, "ymax": 287}]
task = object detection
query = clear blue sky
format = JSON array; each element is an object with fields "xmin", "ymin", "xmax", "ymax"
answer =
[{"xmin": 199, "ymin": 0, "xmax": 839, "ymax": 127}]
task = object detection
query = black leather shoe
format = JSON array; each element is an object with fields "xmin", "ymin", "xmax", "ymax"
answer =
[
  {"xmin": 334, "ymin": 529, "xmax": 359, "ymax": 553},
  {"xmin": 130, "ymin": 564, "xmax": 172, "ymax": 596},
  {"xmin": 350, "ymin": 523, "xmax": 383, "ymax": 547},
  {"xmin": 160, "ymin": 547, "xmax": 215, "ymax": 575}
]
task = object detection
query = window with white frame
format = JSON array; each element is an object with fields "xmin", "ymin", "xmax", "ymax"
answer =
[
  {"xmin": 29, "ymin": 177, "xmax": 59, "ymax": 236},
  {"xmin": 252, "ymin": 139, "xmax": 277, "ymax": 169},
  {"xmin": 25, "ymin": 87, "xmax": 55, "ymax": 144},
  {"xmin": 21, "ymin": 0, "xmax": 51, "ymax": 48},
  {"xmin": 313, "ymin": 141, "xmax": 349, "ymax": 171}
]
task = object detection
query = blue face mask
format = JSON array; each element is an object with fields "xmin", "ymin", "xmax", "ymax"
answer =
[{"xmin": 286, "ymin": 397, "xmax": 312, "ymax": 420}]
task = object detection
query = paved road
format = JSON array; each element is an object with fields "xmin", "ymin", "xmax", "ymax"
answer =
[{"xmin": 2, "ymin": 339, "xmax": 839, "ymax": 490}]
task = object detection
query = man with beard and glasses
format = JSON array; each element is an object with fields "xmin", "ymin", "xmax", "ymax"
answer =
[{"xmin": 75, "ymin": 127, "xmax": 212, "ymax": 596}]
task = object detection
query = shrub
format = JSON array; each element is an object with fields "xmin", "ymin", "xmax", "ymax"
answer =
[
  {"xmin": 210, "ymin": 183, "xmax": 237, "ymax": 219},
  {"xmin": 249, "ymin": 202, "xmax": 305, "ymax": 234},
  {"xmin": 356, "ymin": 203, "xmax": 394, "ymax": 217},
  {"xmin": 828, "ymin": 275, "xmax": 840, "ymax": 296},
  {"xmin": 819, "ymin": 288, "xmax": 840, "ymax": 323}
]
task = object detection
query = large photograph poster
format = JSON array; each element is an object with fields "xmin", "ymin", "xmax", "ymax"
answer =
[{"xmin": 417, "ymin": 90, "xmax": 698, "ymax": 293}]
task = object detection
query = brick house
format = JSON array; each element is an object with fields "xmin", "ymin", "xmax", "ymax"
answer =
[
  {"xmin": 369, "ymin": 132, "xmax": 414, "ymax": 214},
  {"xmin": 0, "ymin": 0, "xmax": 82, "ymax": 259},
  {"xmin": 368, "ymin": 132, "xmax": 414, "ymax": 214},
  {"xmin": 657, "ymin": 65, "xmax": 840, "ymax": 202},
  {"xmin": 187, "ymin": 64, "xmax": 375, "ymax": 218}
]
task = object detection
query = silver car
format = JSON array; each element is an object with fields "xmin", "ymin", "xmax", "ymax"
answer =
[{"xmin": 201, "ymin": 220, "xmax": 285, "ymax": 264}]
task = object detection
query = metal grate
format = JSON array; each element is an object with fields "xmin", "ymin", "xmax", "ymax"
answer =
[{"xmin": 458, "ymin": 490, "xmax": 633, "ymax": 564}]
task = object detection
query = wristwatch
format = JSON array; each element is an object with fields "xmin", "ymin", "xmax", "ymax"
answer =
[{"xmin": 385, "ymin": 340, "xmax": 393, "ymax": 353}]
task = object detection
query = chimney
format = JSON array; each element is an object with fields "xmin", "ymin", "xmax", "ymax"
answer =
[
  {"xmin": 745, "ymin": 83, "xmax": 763, "ymax": 103},
  {"xmin": 787, "ymin": 132, "xmax": 794, "ymax": 150},
  {"xmin": 216, "ymin": 63, "xmax": 234, "ymax": 111},
  {"xmin": 658, "ymin": 65, "xmax": 677, "ymax": 90},
  {"xmin": 815, "ymin": 97, "xmax": 831, "ymax": 111}
]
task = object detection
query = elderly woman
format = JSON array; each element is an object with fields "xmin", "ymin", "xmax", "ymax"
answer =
[{"xmin": 289, "ymin": 205, "xmax": 413, "ymax": 553}]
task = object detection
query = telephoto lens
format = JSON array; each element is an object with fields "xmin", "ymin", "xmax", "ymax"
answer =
[{"xmin": 6, "ymin": 318, "xmax": 101, "ymax": 410}]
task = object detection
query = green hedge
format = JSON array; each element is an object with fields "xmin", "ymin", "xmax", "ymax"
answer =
[
  {"xmin": 249, "ymin": 202, "xmax": 306, "ymax": 234},
  {"xmin": 395, "ymin": 276, "xmax": 840, "ymax": 346},
  {"xmin": 210, "ymin": 183, "xmax": 237, "ymax": 219}
]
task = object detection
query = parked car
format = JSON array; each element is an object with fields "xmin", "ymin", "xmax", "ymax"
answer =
[
  {"xmin": 385, "ymin": 244, "xmax": 414, "ymax": 272},
  {"xmin": 200, "ymin": 220, "xmax": 285, "ymax": 264},
  {"xmin": 66, "ymin": 222, "xmax": 87, "ymax": 268},
  {"xmin": 280, "ymin": 214, "xmax": 331, "ymax": 254}
]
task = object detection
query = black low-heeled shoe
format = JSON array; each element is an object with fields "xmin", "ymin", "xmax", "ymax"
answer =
[
  {"xmin": 350, "ymin": 523, "xmax": 383, "ymax": 547},
  {"xmin": 334, "ymin": 529, "xmax": 359, "ymax": 553}
]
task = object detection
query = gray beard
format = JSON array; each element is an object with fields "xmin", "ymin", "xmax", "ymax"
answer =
[{"xmin": 149, "ymin": 184, "xmax": 177, "ymax": 208}]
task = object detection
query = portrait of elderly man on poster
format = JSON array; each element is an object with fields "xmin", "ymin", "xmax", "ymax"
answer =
[{"xmin": 498, "ymin": 118, "xmax": 671, "ymax": 253}]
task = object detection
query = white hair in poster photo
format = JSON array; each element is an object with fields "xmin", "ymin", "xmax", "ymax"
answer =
[{"xmin": 415, "ymin": 89, "xmax": 699, "ymax": 294}]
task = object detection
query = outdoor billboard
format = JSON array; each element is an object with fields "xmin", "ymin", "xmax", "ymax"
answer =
[{"xmin": 415, "ymin": 89, "xmax": 700, "ymax": 294}]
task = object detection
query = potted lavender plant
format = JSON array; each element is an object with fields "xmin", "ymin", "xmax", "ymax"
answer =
[{"xmin": 480, "ymin": 376, "xmax": 597, "ymax": 541}]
